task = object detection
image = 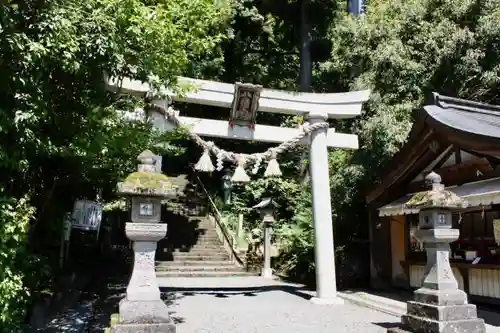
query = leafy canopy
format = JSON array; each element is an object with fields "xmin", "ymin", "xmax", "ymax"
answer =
[{"xmin": 0, "ymin": 0, "xmax": 229, "ymax": 330}]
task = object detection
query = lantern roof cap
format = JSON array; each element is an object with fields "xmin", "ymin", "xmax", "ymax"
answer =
[
  {"xmin": 138, "ymin": 149, "xmax": 155, "ymax": 164},
  {"xmin": 118, "ymin": 150, "xmax": 178, "ymax": 197},
  {"xmin": 405, "ymin": 171, "xmax": 468, "ymax": 210},
  {"xmin": 252, "ymin": 197, "xmax": 280, "ymax": 210}
]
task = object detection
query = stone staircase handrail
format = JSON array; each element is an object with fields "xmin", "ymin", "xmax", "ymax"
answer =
[{"xmin": 189, "ymin": 168, "xmax": 245, "ymax": 266}]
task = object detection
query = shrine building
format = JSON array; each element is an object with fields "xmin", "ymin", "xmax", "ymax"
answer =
[{"xmin": 366, "ymin": 93, "xmax": 500, "ymax": 306}]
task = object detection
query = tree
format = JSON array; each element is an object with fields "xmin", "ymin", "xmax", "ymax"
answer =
[
  {"xmin": 312, "ymin": 0, "xmax": 500, "ymax": 281},
  {"xmin": 222, "ymin": 0, "xmax": 500, "ymax": 285},
  {"xmin": 0, "ymin": 0, "xmax": 229, "ymax": 330},
  {"xmin": 323, "ymin": 0, "xmax": 500, "ymax": 172}
]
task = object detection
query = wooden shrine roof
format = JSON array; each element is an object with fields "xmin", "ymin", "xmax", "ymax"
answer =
[
  {"xmin": 366, "ymin": 93, "xmax": 500, "ymax": 205},
  {"xmin": 424, "ymin": 93, "xmax": 500, "ymax": 143}
]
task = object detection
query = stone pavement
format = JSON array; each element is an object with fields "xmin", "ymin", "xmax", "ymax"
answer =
[
  {"xmin": 157, "ymin": 277, "xmax": 399, "ymax": 333},
  {"xmin": 45, "ymin": 274, "xmax": 500, "ymax": 332}
]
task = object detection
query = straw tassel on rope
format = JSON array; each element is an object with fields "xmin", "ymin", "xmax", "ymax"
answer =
[
  {"xmin": 264, "ymin": 149, "xmax": 282, "ymax": 177},
  {"xmin": 195, "ymin": 143, "xmax": 215, "ymax": 172},
  {"xmin": 231, "ymin": 155, "xmax": 250, "ymax": 183},
  {"xmin": 155, "ymin": 103, "xmax": 322, "ymax": 180}
]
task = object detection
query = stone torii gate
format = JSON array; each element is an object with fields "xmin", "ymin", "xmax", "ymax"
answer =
[{"xmin": 105, "ymin": 75, "xmax": 370, "ymax": 305}]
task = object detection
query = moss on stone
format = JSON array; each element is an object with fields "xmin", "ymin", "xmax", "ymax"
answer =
[
  {"xmin": 406, "ymin": 188, "xmax": 466, "ymax": 209},
  {"xmin": 110, "ymin": 313, "xmax": 119, "ymax": 326},
  {"xmin": 103, "ymin": 199, "xmax": 128, "ymax": 212},
  {"xmin": 406, "ymin": 191, "xmax": 428, "ymax": 206},
  {"xmin": 122, "ymin": 171, "xmax": 172, "ymax": 190}
]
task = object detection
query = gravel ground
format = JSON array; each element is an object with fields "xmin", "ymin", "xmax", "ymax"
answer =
[{"xmin": 159, "ymin": 277, "xmax": 400, "ymax": 333}]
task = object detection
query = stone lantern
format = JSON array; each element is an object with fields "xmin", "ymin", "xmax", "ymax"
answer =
[
  {"xmin": 111, "ymin": 150, "xmax": 177, "ymax": 333},
  {"xmin": 221, "ymin": 169, "xmax": 233, "ymax": 206},
  {"xmin": 252, "ymin": 198, "xmax": 279, "ymax": 278},
  {"xmin": 388, "ymin": 172, "xmax": 485, "ymax": 333}
]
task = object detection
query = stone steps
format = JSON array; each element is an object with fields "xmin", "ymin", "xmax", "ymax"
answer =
[
  {"xmin": 156, "ymin": 265, "xmax": 245, "ymax": 272},
  {"xmin": 192, "ymin": 237, "xmax": 222, "ymax": 243},
  {"xmin": 195, "ymin": 226, "xmax": 217, "ymax": 231},
  {"xmin": 194, "ymin": 231, "xmax": 219, "ymax": 237},
  {"xmin": 170, "ymin": 254, "xmax": 230, "ymax": 261},
  {"xmin": 191, "ymin": 237, "xmax": 221, "ymax": 242},
  {"xmin": 156, "ymin": 270, "xmax": 254, "ymax": 278},
  {"xmin": 172, "ymin": 249, "xmax": 229, "ymax": 256},
  {"xmin": 175, "ymin": 245, "xmax": 226, "ymax": 250},
  {"xmin": 156, "ymin": 260, "xmax": 235, "ymax": 267},
  {"xmin": 196, "ymin": 234, "xmax": 218, "ymax": 238},
  {"xmin": 157, "ymin": 182, "xmax": 256, "ymax": 278},
  {"xmin": 174, "ymin": 250, "xmax": 229, "ymax": 257},
  {"xmin": 174, "ymin": 246, "xmax": 228, "ymax": 253}
]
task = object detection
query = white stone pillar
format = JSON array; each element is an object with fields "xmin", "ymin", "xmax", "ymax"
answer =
[
  {"xmin": 261, "ymin": 223, "xmax": 273, "ymax": 278},
  {"xmin": 237, "ymin": 214, "xmax": 244, "ymax": 238},
  {"xmin": 307, "ymin": 111, "xmax": 343, "ymax": 305},
  {"xmin": 115, "ymin": 223, "xmax": 175, "ymax": 331}
]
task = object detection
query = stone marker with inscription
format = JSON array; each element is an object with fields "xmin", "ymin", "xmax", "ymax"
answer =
[
  {"xmin": 387, "ymin": 171, "xmax": 485, "ymax": 333},
  {"xmin": 111, "ymin": 150, "xmax": 178, "ymax": 333}
]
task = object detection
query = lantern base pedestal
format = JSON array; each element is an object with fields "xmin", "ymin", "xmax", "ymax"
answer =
[
  {"xmin": 386, "ymin": 301, "xmax": 486, "ymax": 333},
  {"xmin": 117, "ymin": 298, "xmax": 174, "ymax": 325},
  {"xmin": 112, "ymin": 299, "xmax": 176, "ymax": 333},
  {"xmin": 111, "ymin": 323, "xmax": 176, "ymax": 333},
  {"xmin": 386, "ymin": 318, "xmax": 485, "ymax": 333}
]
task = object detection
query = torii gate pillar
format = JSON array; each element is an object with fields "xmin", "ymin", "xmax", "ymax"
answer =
[{"xmin": 308, "ymin": 110, "xmax": 343, "ymax": 305}]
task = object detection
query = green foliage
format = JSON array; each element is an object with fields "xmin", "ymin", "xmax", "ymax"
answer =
[
  {"xmin": 273, "ymin": 190, "xmax": 315, "ymax": 281},
  {"xmin": 1, "ymin": 0, "xmax": 499, "ymax": 320},
  {"xmin": 219, "ymin": 0, "xmax": 500, "ymax": 286},
  {"xmin": 0, "ymin": 195, "xmax": 35, "ymax": 332},
  {"xmin": 0, "ymin": 0, "xmax": 230, "ymax": 326},
  {"xmin": 0, "ymin": 0, "xmax": 228, "ymax": 234},
  {"xmin": 311, "ymin": 0, "xmax": 500, "ymax": 243},
  {"xmin": 322, "ymin": 0, "xmax": 500, "ymax": 176}
]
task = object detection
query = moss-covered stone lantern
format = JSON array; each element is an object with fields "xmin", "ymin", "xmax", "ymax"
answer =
[
  {"xmin": 388, "ymin": 171, "xmax": 485, "ymax": 333},
  {"xmin": 118, "ymin": 150, "xmax": 176, "ymax": 223},
  {"xmin": 111, "ymin": 150, "xmax": 177, "ymax": 333}
]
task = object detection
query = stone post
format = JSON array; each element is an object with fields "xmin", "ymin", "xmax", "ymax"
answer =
[
  {"xmin": 237, "ymin": 213, "xmax": 244, "ymax": 240},
  {"xmin": 252, "ymin": 198, "xmax": 279, "ymax": 279},
  {"xmin": 307, "ymin": 110, "xmax": 343, "ymax": 305},
  {"xmin": 262, "ymin": 217, "xmax": 273, "ymax": 278},
  {"xmin": 111, "ymin": 150, "xmax": 177, "ymax": 333},
  {"xmin": 388, "ymin": 172, "xmax": 485, "ymax": 333},
  {"xmin": 222, "ymin": 170, "xmax": 232, "ymax": 206}
]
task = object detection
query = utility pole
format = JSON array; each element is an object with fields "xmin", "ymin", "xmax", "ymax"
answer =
[
  {"xmin": 348, "ymin": 0, "xmax": 364, "ymax": 16},
  {"xmin": 298, "ymin": 0, "xmax": 312, "ymax": 183},
  {"xmin": 299, "ymin": 0, "xmax": 312, "ymax": 93}
]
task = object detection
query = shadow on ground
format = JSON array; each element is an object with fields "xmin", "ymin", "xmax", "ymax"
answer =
[
  {"xmin": 86, "ymin": 273, "xmax": 185, "ymax": 332},
  {"xmin": 160, "ymin": 284, "xmax": 313, "ymax": 301}
]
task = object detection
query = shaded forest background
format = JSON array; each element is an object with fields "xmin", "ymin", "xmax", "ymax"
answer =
[{"xmin": 1, "ymin": 0, "xmax": 500, "ymax": 331}]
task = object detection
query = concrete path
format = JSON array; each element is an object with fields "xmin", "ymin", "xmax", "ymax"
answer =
[{"xmin": 158, "ymin": 277, "xmax": 399, "ymax": 333}]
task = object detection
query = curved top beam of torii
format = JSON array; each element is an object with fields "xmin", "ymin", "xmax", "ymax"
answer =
[{"xmin": 105, "ymin": 75, "xmax": 370, "ymax": 119}]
